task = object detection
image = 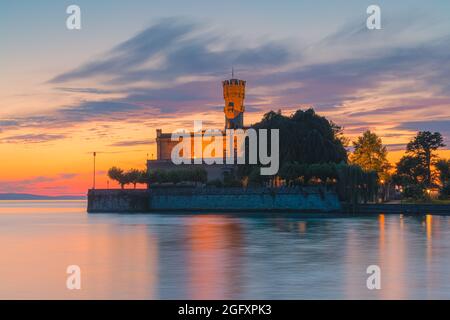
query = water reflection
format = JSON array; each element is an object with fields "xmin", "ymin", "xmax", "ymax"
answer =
[
  {"xmin": 186, "ymin": 216, "xmax": 243, "ymax": 299},
  {"xmin": 0, "ymin": 201, "xmax": 449, "ymax": 299}
]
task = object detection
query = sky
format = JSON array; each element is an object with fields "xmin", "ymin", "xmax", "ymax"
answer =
[{"xmin": 1, "ymin": 0, "xmax": 450, "ymax": 195}]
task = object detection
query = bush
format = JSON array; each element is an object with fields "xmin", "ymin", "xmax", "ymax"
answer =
[{"xmin": 148, "ymin": 168, "xmax": 208, "ymax": 184}]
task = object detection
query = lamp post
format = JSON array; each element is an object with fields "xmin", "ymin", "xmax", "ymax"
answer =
[{"xmin": 93, "ymin": 152, "xmax": 96, "ymax": 190}]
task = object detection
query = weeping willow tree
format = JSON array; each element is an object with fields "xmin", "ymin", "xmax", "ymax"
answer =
[
  {"xmin": 277, "ymin": 162, "xmax": 378, "ymax": 205},
  {"xmin": 336, "ymin": 164, "xmax": 379, "ymax": 210}
]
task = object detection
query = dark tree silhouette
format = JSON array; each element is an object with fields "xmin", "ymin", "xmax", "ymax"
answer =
[{"xmin": 406, "ymin": 131, "xmax": 445, "ymax": 187}]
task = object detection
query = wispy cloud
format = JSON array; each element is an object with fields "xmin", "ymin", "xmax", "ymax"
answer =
[
  {"xmin": 1, "ymin": 133, "xmax": 66, "ymax": 144},
  {"xmin": 394, "ymin": 120, "xmax": 450, "ymax": 145},
  {"xmin": 1, "ymin": 16, "xmax": 450, "ymax": 148},
  {"xmin": 50, "ymin": 18, "xmax": 292, "ymax": 86},
  {"xmin": 54, "ymin": 87, "xmax": 115, "ymax": 94},
  {"xmin": 109, "ymin": 139, "xmax": 154, "ymax": 147}
]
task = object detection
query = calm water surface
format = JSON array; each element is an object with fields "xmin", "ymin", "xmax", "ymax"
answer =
[{"xmin": 0, "ymin": 200, "xmax": 449, "ymax": 299}]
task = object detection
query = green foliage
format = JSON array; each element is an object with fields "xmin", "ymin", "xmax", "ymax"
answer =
[
  {"xmin": 125, "ymin": 169, "xmax": 142, "ymax": 189},
  {"xmin": 350, "ymin": 130, "xmax": 391, "ymax": 181},
  {"xmin": 279, "ymin": 162, "xmax": 337, "ymax": 186},
  {"xmin": 137, "ymin": 170, "xmax": 149, "ymax": 185},
  {"xmin": 279, "ymin": 161, "xmax": 377, "ymax": 205},
  {"xmin": 147, "ymin": 167, "xmax": 208, "ymax": 185},
  {"xmin": 335, "ymin": 163, "xmax": 379, "ymax": 206},
  {"xmin": 252, "ymin": 108, "xmax": 348, "ymax": 165},
  {"xmin": 107, "ymin": 167, "xmax": 147, "ymax": 189},
  {"xmin": 237, "ymin": 108, "xmax": 348, "ymax": 187},
  {"xmin": 107, "ymin": 167, "xmax": 127, "ymax": 189}
]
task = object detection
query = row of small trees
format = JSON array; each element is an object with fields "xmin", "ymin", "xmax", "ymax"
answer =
[
  {"xmin": 107, "ymin": 167, "xmax": 208, "ymax": 189},
  {"xmin": 107, "ymin": 167, "xmax": 147, "ymax": 189},
  {"xmin": 147, "ymin": 168, "xmax": 207, "ymax": 184}
]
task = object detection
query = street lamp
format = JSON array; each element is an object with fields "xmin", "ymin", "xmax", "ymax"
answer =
[{"xmin": 93, "ymin": 152, "xmax": 96, "ymax": 190}]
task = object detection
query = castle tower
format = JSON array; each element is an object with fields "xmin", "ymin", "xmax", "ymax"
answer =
[{"xmin": 223, "ymin": 77, "xmax": 245, "ymax": 129}]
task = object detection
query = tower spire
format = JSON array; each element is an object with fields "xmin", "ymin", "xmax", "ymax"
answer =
[{"xmin": 232, "ymin": 66, "xmax": 234, "ymax": 79}]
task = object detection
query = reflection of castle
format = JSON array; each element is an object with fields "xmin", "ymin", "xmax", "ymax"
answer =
[{"xmin": 147, "ymin": 77, "xmax": 247, "ymax": 180}]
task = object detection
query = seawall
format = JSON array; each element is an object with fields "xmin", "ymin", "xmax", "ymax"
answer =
[
  {"xmin": 87, "ymin": 187, "xmax": 342, "ymax": 213},
  {"xmin": 87, "ymin": 189, "xmax": 149, "ymax": 213},
  {"xmin": 352, "ymin": 203, "xmax": 450, "ymax": 215}
]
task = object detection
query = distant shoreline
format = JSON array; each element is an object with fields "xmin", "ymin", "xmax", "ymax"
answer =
[{"xmin": 0, "ymin": 193, "xmax": 86, "ymax": 200}]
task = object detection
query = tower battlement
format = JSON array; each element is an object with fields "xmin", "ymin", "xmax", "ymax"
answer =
[{"xmin": 222, "ymin": 79, "xmax": 246, "ymax": 86}]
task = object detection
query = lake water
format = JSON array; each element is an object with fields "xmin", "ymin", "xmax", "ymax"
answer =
[{"xmin": 0, "ymin": 200, "xmax": 449, "ymax": 299}]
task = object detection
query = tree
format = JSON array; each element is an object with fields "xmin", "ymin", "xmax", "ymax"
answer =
[
  {"xmin": 436, "ymin": 159, "xmax": 450, "ymax": 199},
  {"xmin": 108, "ymin": 167, "xmax": 127, "ymax": 189},
  {"xmin": 350, "ymin": 130, "xmax": 391, "ymax": 182},
  {"xmin": 252, "ymin": 108, "xmax": 348, "ymax": 166},
  {"xmin": 394, "ymin": 156, "xmax": 426, "ymax": 185},
  {"xmin": 137, "ymin": 170, "xmax": 149, "ymax": 187},
  {"xmin": 405, "ymin": 131, "xmax": 445, "ymax": 187},
  {"xmin": 125, "ymin": 169, "xmax": 142, "ymax": 189},
  {"xmin": 335, "ymin": 163, "xmax": 378, "ymax": 207},
  {"xmin": 435, "ymin": 159, "xmax": 450, "ymax": 187},
  {"xmin": 393, "ymin": 156, "xmax": 427, "ymax": 199},
  {"xmin": 234, "ymin": 108, "xmax": 349, "ymax": 187}
]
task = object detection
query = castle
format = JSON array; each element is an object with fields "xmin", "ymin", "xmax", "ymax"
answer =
[{"xmin": 147, "ymin": 76, "xmax": 247, "ymax": 180}]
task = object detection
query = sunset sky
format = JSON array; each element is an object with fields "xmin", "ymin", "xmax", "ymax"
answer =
[{"xmin": 1, "ymin": 0, "xmax": 450, "ymax": 195}]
